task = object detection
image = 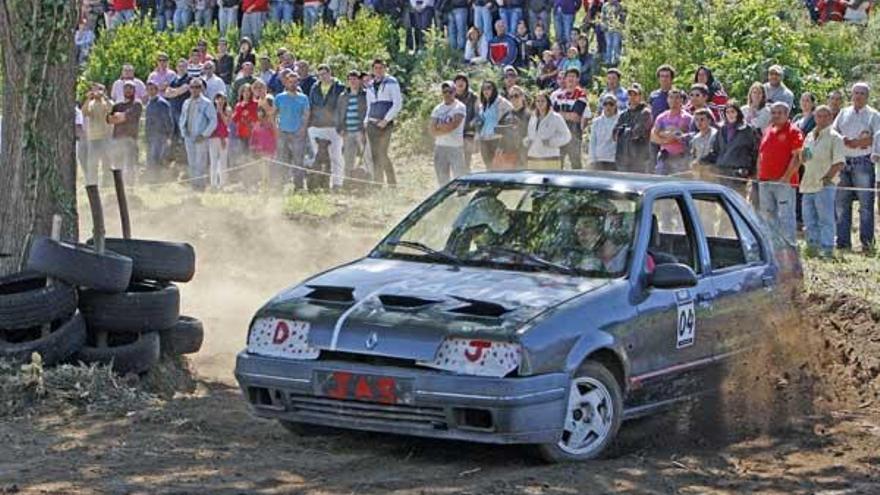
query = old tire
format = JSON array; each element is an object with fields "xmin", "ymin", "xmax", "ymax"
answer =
[
  {"xmin": 26, "ymin": 236, "xmax": 133, "ymax": 293},
  {"xmin": 75, "ymin": 331, "xmax": 161, "ymax": 375},
  {"xmin": 535, "ymin": 361, "xmax": 623, "ymax": 463},
  {"xmin": 0, "ymin": 271, "xmax": 77, "ymax": 330},
  {"xmin": 79, "ymin": 281, "xmax": 180, "ymax": 334},
  {"xmin": 0, "ymin": 311, "xmax": 86, "ymax": 365},
  {"xmin": 160, "ymin": 316, "xmax": 204, "ymax": 355},
  {"xmin": 92, "ymin": 238, "xmax": 196, "ymax": 283}
]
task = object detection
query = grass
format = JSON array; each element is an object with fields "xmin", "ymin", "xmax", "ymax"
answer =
[{"xmin": 802, "ymin": 250, "xmax": 880, "ymax": 308}]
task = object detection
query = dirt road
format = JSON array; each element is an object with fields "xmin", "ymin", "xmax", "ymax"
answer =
[{"xmin": 2, "ymin": 180, "xmax": 880, "ymax": 494}]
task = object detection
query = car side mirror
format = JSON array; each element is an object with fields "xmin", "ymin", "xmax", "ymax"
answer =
[{"xmin": 649, "ymin": 263, "xmax": 698, "ymax": 289}]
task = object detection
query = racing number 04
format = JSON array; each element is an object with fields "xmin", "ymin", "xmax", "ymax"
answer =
[{"xmin": 676, "ymin": 301, "xmax": 695, "ymax": 349}]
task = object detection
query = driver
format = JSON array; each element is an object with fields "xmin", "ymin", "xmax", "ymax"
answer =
[
  {"xmin": 570, "ymin": 212, "xmax": 629, "ymax": 273},
  {"xmin": 450, "ymin": 195, "xmax": 511, "ymax": 253}
]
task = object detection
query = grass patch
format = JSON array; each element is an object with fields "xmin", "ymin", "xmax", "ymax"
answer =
[{"xmin": 283, "ymin": 193, "xmax": 341, "ymax": 219}]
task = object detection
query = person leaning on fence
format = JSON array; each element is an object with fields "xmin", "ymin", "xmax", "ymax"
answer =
[
  {"xmin": 525, "ymin": 91, "xmax": 571, "ymax": 169},
  {"xmin": 179, "ymin": 77, "xmax": 218, "ymax": 192},
  {"xmin": 757, "ymin": 101, "xmax": 803, "ymax": 243},
  {"xmin": 800, "ymin": 105, "xmax": 846, "ymax": 259},
  {"xmin": 702, "ymin": 101, "xmax": 758, "ymax": 198},
  {"xmin": 589, "ymin": 94, "xmax": 620, "ymax": 171}
]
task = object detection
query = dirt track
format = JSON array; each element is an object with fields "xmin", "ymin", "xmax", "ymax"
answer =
[{"xmin": 2, "ymin": 180, "xmax": 880, "ymax": 494}]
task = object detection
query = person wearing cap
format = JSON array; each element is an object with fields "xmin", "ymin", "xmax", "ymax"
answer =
[
  {"xmin": 179, "ymin": 77, "xmax": 218, "ymax": 191},
  {"xmin": 501, "ymin": 65, "xmax": 520, "ymax": 98},
  {"xmin": 307, "ymin": 64, "xmax": 346, "ymax": 189},
  {"xmin": 216, "ymin": 38, "xmax": 235, "ymax": 84},
  {"xmin": 599, "ymin": 68, "xmax": 627, "ymax": 110},
  {"xmin": 763, "ymin": 65, "xmax": 794, "ymax": 108},
  {"xmin": 684, "ymin": 83, "xmax": 720, "ymax": 129},
  {"xmin": 111, "ymin": 64, "xmax": 147, "ymax": 103},
  {"xmin": 241, "ymin": 0, "xmax": 269, "ymax": 44},
  {"xmin": 336, "ymin": 70, "xmax": 369, "ymax": 178},
  {"xmin": 757, "ymin": 101, "xmax": 803, "ymax": 242},
  {"xmin": 144, "ymin": 81, "xmax": 176, "ymax": 181},
  {"xmin": 148, "ymin": 53, "xmax": 176, "ymax": 96},
  {"xmin": 650, "ymin": 88, "xmax": 693, "ymax": 175},
  {"xmin": 219, "ymin": 0, "xmax": 241, "ymax": 35},
  {"xmin": 589, "ymin": 94, "xmax": 620, "ymax": 171},
  {"xmin": 430, "ymin": 81, "xmax": 468, "ymax": 184},
  {"xmin": 614, "ymin": 83, "xmax": 653, "ymax": 174},
  {"xmin": 489, "ymin": 19, "xmax": 519, "ymax": 67},
  {"xmin": 551, "ymin": 67, "xmax": 590, "ymax": 170},
  {"xmin": 833, "ymin": 81, "xmax": 880, "ymax": 253},
  {"xmin": 109, "ymin": 81, "xmax": 144, "ymax": 183},
  {"xmin": 236, "ymin": 37, "xmax": 257, "ymax": 75}
]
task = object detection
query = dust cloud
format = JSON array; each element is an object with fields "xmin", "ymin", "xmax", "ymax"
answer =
[{"xmin": 83, "ymin": 189, "xmax": 384, "ymax": 382}]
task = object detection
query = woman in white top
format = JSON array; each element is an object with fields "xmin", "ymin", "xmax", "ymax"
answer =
[
  {"xmin": 742, "ymin": 81, "xmax": 771, "ymax": 134},
  {"xmin": 464, "ymin": 26, "xmax": 489, "ymax": 64},
  {"xmin": 526, "ymin": 91, "xmax": 571, "ymax": 169}
]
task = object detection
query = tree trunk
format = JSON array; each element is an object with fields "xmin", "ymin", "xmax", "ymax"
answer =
[{"xmin": 0, "ymin": 0, "xmax": 79, "ymax": 276}]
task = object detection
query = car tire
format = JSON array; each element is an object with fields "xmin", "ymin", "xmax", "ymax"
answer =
[
  {"xmin": 0, "ymin": 311, "xmax": 86, "ymax": 365},
  {"xmin": 535, "ymin": 360, "xmax": 623, "ymax": 463},
  {"xmin": 75, "ymin": 331, "xmax": 161, "ymax": 375},
  {"xmin": 26, "ymin": 236, "xmax": 133, "ymax": 293},
  {"xmin": 0, "ymin": 271, "xmax": 77, "ymax": 330},
  {"xmin": 160, "ymin": 316, "xmax": 204, "ymax": 355},
  {"xmin": 93, "ymin": 238, "xmax": 196, "ymax": 283},
  {"xmin": 278, "ymin": 420, "xmax": 340, "ymax": 437},
  {"xmin": 79, "ymin": 281, "xmax": 180, "ymax": 334}
]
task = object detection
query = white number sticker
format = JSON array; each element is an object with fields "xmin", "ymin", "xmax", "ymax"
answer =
[{"xmin": 676, "ymin": 300, "xmax": 696, "ymax": 349}]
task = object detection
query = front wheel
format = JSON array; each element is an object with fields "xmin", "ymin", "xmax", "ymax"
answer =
[{"xmin": 535, "ymin": 360, "xmax": 623, "ymax": 462}]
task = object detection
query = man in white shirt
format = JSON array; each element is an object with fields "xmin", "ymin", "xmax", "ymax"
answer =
[
  {"xmin": 430, "ymin": 81, "xmax": 467, "ymax": 185},
  {"xmin": 201, "ymin": 61, "xmax": 227, "ymax": 101},
  {"xmin": 764, "ymin": 64, "xmax": 794, "ymax": 108},
  {"xmin": 832, "ymin": 82, "xmax": 880, "ymax": 253},
  {"xmin": 111, "ymin": 64, "xmax": 146, "ymax": 103},
  {"xmin": 589, "ymin": 95, "xmax": 620, "ymax": 171}
]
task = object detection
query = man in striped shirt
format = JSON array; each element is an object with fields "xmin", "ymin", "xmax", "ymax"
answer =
[
  {"xmin": 336, "ymin": 70, "xmax": 368, "ymax": 178},
  {"xmin": 551, "ymin": 68, "xmax": 590, "ymax": 170}
]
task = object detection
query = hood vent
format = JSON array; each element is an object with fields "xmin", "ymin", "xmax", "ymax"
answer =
[
  {"xmin": 448, "ymin": 296, "xmax": 510, "ymax": 318},
  {"xmin": 305, "ymin": 285, "xmax": 355, "ymax": 303},
  {"xmin": 378, "ymin": 294, "xmax": 439, "ymax": 309}
]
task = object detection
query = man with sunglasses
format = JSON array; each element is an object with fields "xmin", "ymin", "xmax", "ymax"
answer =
[
  {"xmin": 685, "ymin": 83, "xmax": 720, "ymax": 129},
  {"xmin": 179, "ymin": 77, "xmax": 218, "ymax": 191},
  {"xmin": 430, "ymin": 81, "xmax": 467, "ymax": 185},
  {"xmin": 757, "ymin": 101, "xmax": 803, "ymax": 242}
]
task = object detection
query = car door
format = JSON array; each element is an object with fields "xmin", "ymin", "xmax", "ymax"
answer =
[
  {"xmin": 623, "ymin": 193, "xmax": 718, "ymax": 409},
  {"xmin": 690, "ymin": 193, "xmax": 772, "ymax": 360}
]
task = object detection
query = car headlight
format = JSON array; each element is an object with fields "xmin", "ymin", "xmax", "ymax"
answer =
[
  {"xmin": 247, "ymin": 317, "xmax": 320, "ymax": 360},
  {"xmin": 417, "ymin": 338, "xmax": 522, "ymax": 377}
]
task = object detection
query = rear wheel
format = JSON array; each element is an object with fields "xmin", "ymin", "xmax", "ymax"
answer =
[{"xmin": 535, "ymin": 360, "xmax": 623, "ymax": 462}]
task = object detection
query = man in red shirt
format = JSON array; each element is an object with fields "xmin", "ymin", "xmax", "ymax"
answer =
[
  {"xmin": 242, "ymin": 0, "xmax": 270, "ymax": 45},
  {"xmin": 109, "ymin": 0, "xmax": 136, "ymax": 29},
  {"xmin": 757, "ymin": 101, "xmax": 803, "ymax": 242}
]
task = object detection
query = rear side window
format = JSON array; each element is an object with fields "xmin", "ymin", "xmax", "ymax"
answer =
[
  {"xmin": 729, "ymin": 206, "xmax": 764, "ymax": 264},
  {"xmin": 650, "ymin": 197, "xmax": 699, "ymax": 272},
  {"xmin": 693, "ymin": 196, "xmax": 761, "ymax": 270}
]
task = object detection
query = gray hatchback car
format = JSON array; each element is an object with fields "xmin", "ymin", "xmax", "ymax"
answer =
[{"xmin": 235, "ymin": 171, "xmax": 802, "ymax": 461}]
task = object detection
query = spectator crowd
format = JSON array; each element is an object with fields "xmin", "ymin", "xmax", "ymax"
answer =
[{"xmin": 74, "ymin": 0, "xmax": 880, "ymax": 260}]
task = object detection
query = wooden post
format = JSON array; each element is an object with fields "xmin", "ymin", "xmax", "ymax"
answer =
[
  {"xmin": 41, "ymin": 215, "xmax": 62, "ymax": 337},
  {"xmin": 113, "ymin": 169, "xmax": 131, "ymax": 240}
]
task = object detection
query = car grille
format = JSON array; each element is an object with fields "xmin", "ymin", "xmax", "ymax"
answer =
[{"xmin": 288, "ymin": 394, "xmax": 448, "ymax": 430}]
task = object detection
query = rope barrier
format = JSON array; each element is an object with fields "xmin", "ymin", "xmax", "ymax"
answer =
[{"xmin": 682, "ymin": 168, "xmax": 879, "ymax": 193}]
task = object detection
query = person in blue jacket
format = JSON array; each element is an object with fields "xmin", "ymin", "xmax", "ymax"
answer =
[{"xmin": 489, "ymin": 19, "xmax": 518, "ymax": 67}]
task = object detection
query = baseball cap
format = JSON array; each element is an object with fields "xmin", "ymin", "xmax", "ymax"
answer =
[
  {"xmin": 627, "ymin": 83, "xmax": 643, "ymax": 95},
  {"xmin": 503, "ymin": 65, "xmax": 517, "ymax": 75},
  {"xmin": 768, "ymin": 64, "xmax": 784, "ymax": 75},
  {"xmin": 440, "ymin": 80, "xmax": 455, "ymax": 91}
]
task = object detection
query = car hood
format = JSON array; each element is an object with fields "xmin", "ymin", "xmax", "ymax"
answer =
[{"xmin": 257, "ymin": 257, "xmax": 607, "ymax": 361}]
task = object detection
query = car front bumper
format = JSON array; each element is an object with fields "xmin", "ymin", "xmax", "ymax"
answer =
[{"xmin": 234, "ymin": 351, "xmax": 569, "ymax": 444}]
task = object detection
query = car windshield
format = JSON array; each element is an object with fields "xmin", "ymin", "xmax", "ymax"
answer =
[{"xmin": 373, "ymin": 181, "xmax": 640, "ymax": 278}]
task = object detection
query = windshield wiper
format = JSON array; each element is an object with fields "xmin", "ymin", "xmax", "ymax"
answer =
[
  {"xmin": 481, "ymin": 246, "xmax": 578, "ymax": 275},
  {"xmin": 387, "ymin": 240, "xmax": 462, "ymax": 265}
]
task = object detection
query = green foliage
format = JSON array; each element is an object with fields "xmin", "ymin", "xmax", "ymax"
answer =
[{"xmin": 620, "ymin": 0, "xmax": 867, "ymax": 106}]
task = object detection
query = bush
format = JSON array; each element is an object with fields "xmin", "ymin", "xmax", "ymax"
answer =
[{"xmin": 621, "ymin": 0, "xmax": 868, "ymax": 107}]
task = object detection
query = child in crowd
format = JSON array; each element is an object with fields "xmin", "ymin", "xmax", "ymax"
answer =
[
  {"xmin": 249, "ymin": 107, "xmax": 277, "ymax": 161},
  {"xmin": 560, "ymin": 46, "xmax": 583, "ymax": 75},
  {"xmin": 514, "ymin": 20, "xmax": 531, "ymax": 68},
  {"xmin": 537, "ymin": 50, "xmax": 559, "ymax": 90}
]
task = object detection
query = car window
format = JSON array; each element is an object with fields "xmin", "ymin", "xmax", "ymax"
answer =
[
  {"xmin": 650, "ymin": 197, "xmax": 698, "ymax": 272},
  {"xmin": 728, "ymin": 205, "xmax": 765, "ymax": 264},
  {"xmin": 693, "ymin": 196, "xmax": 749, "ymax": 270}
]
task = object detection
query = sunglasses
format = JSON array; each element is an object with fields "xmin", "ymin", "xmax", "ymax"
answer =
[{"xmin": 603, "ymin": 102, "xmax": 616, "ymax": 107}]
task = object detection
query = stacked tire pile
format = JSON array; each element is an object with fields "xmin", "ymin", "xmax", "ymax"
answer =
[{"xmin": 0, "ymin": 237, "xmax": 203, "ymax": 375}]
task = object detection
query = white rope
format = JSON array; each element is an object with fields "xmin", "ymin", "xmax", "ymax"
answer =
[
  {"xmin": 681, "ymin": 168, "xmax": 879, "ymax": 193},
  {"xmin": 264, "ymin": 157, "xmax": 397, "ymax": 188},
  {"xmin": 97, "ymin": 157, "xmax": 267, "ymax": 191}
]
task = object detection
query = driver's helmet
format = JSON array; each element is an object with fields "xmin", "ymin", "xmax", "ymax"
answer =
[{"xmin": 453, "ymin": 195, "xmax": 511, "ymax": 235}]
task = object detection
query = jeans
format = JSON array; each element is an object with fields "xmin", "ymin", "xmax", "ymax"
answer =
[
  {"xmin": 560, "ymin": 135, "xmax": 582, "ymax": 170},
  {"xmin": 110, "ymin": 9, "xmax": 136, "ymax": 29},
  {"xmin": 270, "ymin": 0, "xmax": 295, "ymax": 23},
  {"xmin": 759, "ymin": 181, "xmax": 797, "ymax": 244},
  {"xmin": 528, "ymin": 10, "xmax": 549, "ymax": 34},
  {"xmin": 554, "ymin": 11, "xmax": 574, "ymax": 46},
  {"xmin": 194, "ymin": 7, "xmax": 213, "ymax": 27},
  {"xmin": 342, "ymin": 130, "xmax": 366, "ymax": 176},
  {"xmin": 303, "ymin": 5, "xmax": 322, "ymax": 30},
  {"xmin": 835, "ymin": 156, "xmax": 876, "ymax": 249},
  {"xmin": 276, "ymin": 131, "xmax": 308, "ymax": 189},
  {"xmin": 218, "ymin": 6, "xmax": 239, "ymax": 34},
  {"xmin": 802, "ymin": 186, "xmax": 836, "ymax": 254},
  {"xmin": 173, "ymin": 6, "xmax": 192, "ymax": 32},
  {"xmin": 241, "ymin": 12, "xmax": 266, "ymax": 44},
  {"xmin": 604, "ymin": 30, "xmax": 622, "ymax": 65},
  {"xmin": 366, "ymin": 122, "xmax": 395, "ymax": 186},
  {"xmin": 434, "ymin": 145, "xmax": 467, "ymax": 185},
  {"xmin": 184, "ymin": 138, "xmax": 209, "ymax": 191},
  {"xmin": 473, "ymin": 5, "xmax": 493, "ymax": 39},
  {"xmin": 146, "ymin": 135, "xmax": 168, "ymax": 174},
  {"xmin": 408, "ymin": 8, "xmax": 434, "ymax": 51},
  {"xmin": 308, "ymin": 127, "xmax": 344, "ymax": 188},
  {"xmin": 447, "ymin": 8, "xmax": 468, "ymax": 50},
  {"xmin": 499, "ymin": 8, "xmax": 523, "ymax": 33},
  {"xmin": 156, "ymin": 8, "xmax": 173, "ymax": 31}
]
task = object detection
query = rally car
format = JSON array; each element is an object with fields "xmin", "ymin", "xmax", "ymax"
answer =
[{"xmin": 235, "ymin": 171, "xmax": 802, "ymax": 462}]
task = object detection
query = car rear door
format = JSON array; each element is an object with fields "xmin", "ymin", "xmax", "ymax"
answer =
[{"xmin": 624, "ymin": 193, "xmax": 718, "ymax": 408}]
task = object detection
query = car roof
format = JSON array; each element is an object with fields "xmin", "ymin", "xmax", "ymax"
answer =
[{"xmin": 458, "ymin": 170, "xmax": 730, "ymax": 195}]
